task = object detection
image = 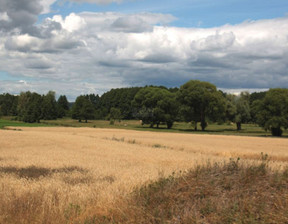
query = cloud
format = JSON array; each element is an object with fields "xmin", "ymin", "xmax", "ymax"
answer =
[
  {"xmin": 0, "ymin": 0, "xmax": 57, "ymax": 35},
  {"xmin": 0, "ymin": 0, "xmax": 41, "ymax": 33},
  {"xmin": 0, "ymin": 10, "xmax": 288, "ymax": 100}
]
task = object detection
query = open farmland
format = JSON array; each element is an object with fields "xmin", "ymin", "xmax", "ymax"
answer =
[{"xmin": 0, "ymin": 127, "xmax": 288, "ymax": 223}]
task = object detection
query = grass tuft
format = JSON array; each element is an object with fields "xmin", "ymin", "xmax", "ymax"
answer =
[
  {"xmin": 91, "ymin": 159, "xmax": 288, "ymax": 224},
  {"xmin": 0, "ymin": 165, "xmax": 87, "ymax": 180}
]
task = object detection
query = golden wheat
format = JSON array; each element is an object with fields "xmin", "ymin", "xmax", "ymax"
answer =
[{"xmin": 0, "ymin": 127, "xmax": 287, "ymax": 223}]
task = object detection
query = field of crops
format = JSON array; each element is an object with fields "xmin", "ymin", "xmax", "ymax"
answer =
[{"xmin": 0, "ymin": 127, "xmax": 288, "ymax": 223}]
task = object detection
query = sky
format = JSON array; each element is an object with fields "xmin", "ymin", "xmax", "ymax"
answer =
[{"xmin": 0, "ymin": 0, "xmax": 288, "ymax": 100}]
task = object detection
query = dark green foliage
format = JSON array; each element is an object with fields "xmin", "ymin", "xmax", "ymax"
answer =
[
  {"xmin": 225, "ymin": 92, "xmax": 251, "ymax": 130},
  {"xmin": 41, "ymin": 91, "xmax": 58, "ymax": 120},
  {"xmin": 177, "ymin": 80, "xmax": 226, "ymax": 131},
  {"xmin": 57, "ymin": 95, "xmax": 69, "ymax": 118},
  {"xmin": 72, "ymin": 95, "xmax": 95, "ymax": 123},
  {"xmin": 85, "ymin": 94, "xmax": 101, "ymax": 109},
  {"xmin": 99, "ymin": 87, "xmax": 142, "ymax": 119},
  {"xmin": 109, "ymin": 107, "xmax": 122, "ymax": 122},
  {"xmin": 0, "ymin": 93, "xmax": 18, "ymax": 116},
  {"xmin": 255, "ymin": 88, "xmax": 288, "ymax": 136},
  {"xmin": 132, "ymin": 87, "xmax": 178, "ymax": 129},
  {"xmin": 17, "ymin": 92, "xmax": 42, "ymax": 123}
]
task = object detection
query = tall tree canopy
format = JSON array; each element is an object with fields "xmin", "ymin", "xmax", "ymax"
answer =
[
  {"xmin": 17, "ymin": 92, "xmax": 42, "ymax": 123},
  {"xmin": 0, "ymin": 93, "xmax": 18, "ymax": 116},
  {"xmin": 57, "ymin": 95, "xmax": 69, "ymax": 118},
  {"xmin": 72, "ymin": 95, "xmax": 95, "ymax": 123},
  {"xmin": 41, "ymin": 91, "xmax": 58, "ymax": 120},
  {"xmin": 133, "ymin": 87, "xmax": 178, "ymax": 129},
  {"xmin": 225, "ymin": 92, "xmax": 251, "ymax": 130},
  {"xmin": 254, "ymin": 88, "xmax": 288, "ymax": 136},
  {"xmin": 99, "ymin": 87, "xmax": 142, "ymax": 119},
  {"xmin": 177, "ymin": 80, "xmax": 226, "ymax": 131}
]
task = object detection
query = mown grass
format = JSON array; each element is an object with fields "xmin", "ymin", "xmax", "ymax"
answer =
[
  {"xmin": 0, "ymin": 118, "xmax": 50, "ymax": 129},
  {"xmin": 1, "ymin": 116, "xmax": 287, "ymax": 137},
  {"xmin": 87, "ymin": 158, "xmax": 288, "ymax": 224},
  {"xmin": 40, "ymin": 119, "xmax": 288, "ymax": 137}
]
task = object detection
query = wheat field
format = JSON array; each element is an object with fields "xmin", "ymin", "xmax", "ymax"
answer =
[{"xmin": 0, "ymin": 127, "xmax": 288, "ymax": 223}]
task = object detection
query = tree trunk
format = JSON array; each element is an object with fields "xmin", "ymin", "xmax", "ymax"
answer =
[
  {"xmin": 201, "ymin": 120, "xmax": 207, "ymax": 131},
  {"xmin": 271, "ymin": 127, "xmax": 283, "ymax": 136},
  {"xmin": 236, "ymin": 122, "xmax": 241, "ymax": 131},
  {"xmin": 194, "ymin": 122, "xmax": 197, "ymax": 131},
  {"xmin": 167, "ymin": 121, "xmax": 173, "ymax": 129},
  {"xmin": 200, "ymin": 112, "xmax": 207, "ymax": 131}
]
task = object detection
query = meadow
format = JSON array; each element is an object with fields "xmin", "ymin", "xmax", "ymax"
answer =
[
  {"xmin": 2, "ymin": 117, "xmax": 288, "ymax": 137},
  {"xmin": 0, "ymin": 126, "xmax": 288, "ymax": 223}
]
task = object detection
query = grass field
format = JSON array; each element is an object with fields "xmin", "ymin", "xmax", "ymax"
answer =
[
  {"xmin": 1, "ymin": 117, "xmax": 287, "ymax": 137},
  {"xmin": 0, "ymin": 126, "xmax": 288, "ymax": 223}
]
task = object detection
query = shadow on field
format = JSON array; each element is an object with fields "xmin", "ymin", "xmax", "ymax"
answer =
[{"xmin": 0, "ymin": 166, "xmax": 88, "ymax": 179}]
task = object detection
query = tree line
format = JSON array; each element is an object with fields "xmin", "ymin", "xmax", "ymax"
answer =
[{"xmin": 0, "ymin": 80, "xmax": 287, "ymax": 136}]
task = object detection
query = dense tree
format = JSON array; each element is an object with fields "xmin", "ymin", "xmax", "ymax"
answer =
[
  {"xmin": 177, "ymin": 80, "xmax": 226, "ymax": 131},
  {"xmin": 72, "ymin": 96, "xmax": 95, "ymax": 122},
  {"xmin": 0, "ymin": 93, "xmax": 18, "ymax": 116},
  {"xmin": 99, "ymin": 87, "xmax": 142, "ymax": 119},
  {"xmin": 17, "ymin": 92, "xmax": 42, "ymax": 123},
  {"xmin": 254, "ymin": 88, "xmax": 288, "ymax": 136},
  {"xmin": 232, "ymin": 92, "xmax": 251, "ymax": 130},
  {"xmin": 85, "ymin": 94, "xmax": 101, "ymax": 109},
  {"xmin": 109, "ymin": 107, "xmax": 122, "ymax": 122},
  {"xmin": 224, "ymin": 94, "xmax": 237, "ymax": 123},
  {"xmin": 224, "ymin": 93, "xmax": 251, "ymax": 130},
  {"xmin": 250, "ymin": 91, "xmax": 267, "ymax": 122},
  {"xmin": 57, "ymin": 95, "xmax": 69, "ymax": 118},
  {"xmin": 41, "ymin": 91, "xmax": 58, "ymax": 120},
  {"xmin": 133, "ymin": 87, "xmax": 178, "ymax": 129}
]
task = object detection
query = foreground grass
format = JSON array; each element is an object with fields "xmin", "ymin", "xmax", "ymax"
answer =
[
  {"xmin": 90, "ymin": 159, "xmax": 288, "ymax": 224},
  {"xmin": 1, "ymin": 125, "xmax": 288, "ymax": 223}
]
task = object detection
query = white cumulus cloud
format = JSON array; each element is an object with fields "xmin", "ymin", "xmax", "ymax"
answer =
[{"xmin": 0, "ymin": 10, "xmax": 288, "ymax": 99}]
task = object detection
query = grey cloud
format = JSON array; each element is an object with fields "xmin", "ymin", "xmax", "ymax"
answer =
[
  {"xmin": 25, "ymin": 58, "xmax": 53, "ymax": 70},
  {"xmin": 79, "ymin": 12, "xmax": 176, "ymax": 33},
  {"xmin": 4, "ymin": 34, "xmax": 85, "ymax": 53},
  {"xmin": 1, "ymin": 13, "xmax": 288, "ymax": 100},
  {"xmin": 191, "ymin": 31, "xmax": 236, "ymax": 51},
  {"xmin": 111, "ymin": 16, "xmax": 153, "ymax": 33},
  {"xmin": 140, "ymin": 54, "xmax": 178, "ymax": 64},
  {"xmin": 0, "ymin": 0, "xmax": 42, "ymax": 33}
]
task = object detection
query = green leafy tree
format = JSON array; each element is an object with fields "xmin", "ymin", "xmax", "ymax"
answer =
[
  {"xmin": 132, "ymin": 87, "xmax": 178, "ymax": 129},
  {"xmin": 109, "ymin": 107, "xmax": 122, "ymax": 122},
  {"xmin": 57, "ymin": 95, "xmax": 69, "ymax": 118},
  {"xmin": 250, "ymin": 91, "xmax": 267, "ymax": 123},
  {"xmin": 41, "ymin": 91, "xmax": 58, "ymax": 120},
  {"xmin": 234, "ymin": 92, "xmax": 251, "ymax": 130},
  {"xmin": 224, "ymin": 94, "xmax": 237, "ymax": 123},
  {"xmin": 177, "ymin": 80, "xmax": 226, "ymax": 131},
  {"xmin": 0, "ymin": 93, "xmax": 18, "ymax": 116},
  {"xmin": 99, "ymin": 87, "xmax": 142, "ymax": 119},
  {"xmin": 17, "ymin": 92, "xmax": 42, "ymax": 123},
  {"xmin": 72, "ymin": 96, "xmax": 95, "ymax": 123},
  {"xmin": 254, "ymin": 88, "xmax": 288, "ymax": 136}
]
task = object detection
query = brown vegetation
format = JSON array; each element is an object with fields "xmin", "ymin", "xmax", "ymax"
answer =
[
  {"xmin": 0, "ymin": 127, "xmax": 288, "ymax": 223},
  {"xmin": 98, "ymin": 159, "xmax": 288, "ymax": 223}
]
